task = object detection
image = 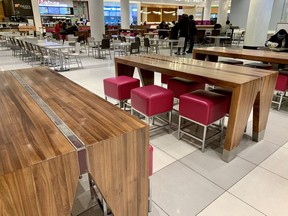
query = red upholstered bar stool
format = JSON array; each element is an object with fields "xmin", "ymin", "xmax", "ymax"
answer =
[
  {"xmin": 161, "ymin": 74, "xmax": 173, "ymax": 86},
  {"xmin": 244, "ymin": 62, "xmax": 273, "ymax": 70},
  {"xmin": 103, "ymin": 76, "xmax": 140, "ymax": 109},
  {"xmin": 210, "ymin": 87, "xmax": 232, "ymax": 114},
  {"xmin": 178, "ymin": 90, "xmax": 229, "ymax": 152},
  {"xmin": 131, "ymin": 85, "xmax": 174, "ymax": 132},
  {"xmin": 272, "ymin": 72, "xmax": 288, "ymax": 110},
  {"xmin": 167, "ymin": 77, "xmax": 205, "ymax": 100}
]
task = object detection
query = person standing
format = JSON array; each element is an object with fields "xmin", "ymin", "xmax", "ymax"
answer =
[
  {"xmin": 177, "ymin": 14, "xmax": 190, "ymax": 55},
  {"xmin": 186, "ymin": 15, "xmax": 197, "ymax": 53},
  {"xmin": 54, "ymin": 21, "xmax": 62, "ymax": 40},
  {"xmin": 60, "ymin": 22, "xmax": 68, "ymax": 43}
]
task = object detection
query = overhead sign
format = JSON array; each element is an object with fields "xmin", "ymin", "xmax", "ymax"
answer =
[{"xmin": 14, "ymin": 0, "xmax": 33, "ymax": 16}]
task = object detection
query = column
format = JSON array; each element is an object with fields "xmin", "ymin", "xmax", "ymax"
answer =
[
  {"xmin": 31, "ymin": 0, "xmax": 42, "ymax": 32},
  {"xmin": 137, "ymin": 2, "xmax": 141, "ymax": 25},
  {"xmin": 120, "ymin": 0, "xmax": 130, "ymax": 29},
  {"xmin": 203, "ymin": 0, "xmax": 212, "ymax": 21},
  {"xmin": 88, "ymin": 0, "xmax": 105, "ymax": 41},
  {"xmin": 141, "ymin": 7, "xmax": 148, "ymax": 24},
  {"xmin": 244, "ymin": 0, "xmax": 274, "ymax": 49},
  {"xmin": 217, "ymin": 0, "xmax": 229, "ymax": 26}
]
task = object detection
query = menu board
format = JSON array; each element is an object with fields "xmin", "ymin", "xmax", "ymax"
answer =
[
  {"xmin": 39, "ymin": 6, "xmax": 72, "ymax": 15},
  {"xmin": 48, "ymin": 7, "xmax": 60, "ymax": 15}
]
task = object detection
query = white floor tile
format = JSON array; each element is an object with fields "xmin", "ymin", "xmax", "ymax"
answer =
[
  {"xmin": 150, "ymin": 131, "xmax": 198, "ymax": 160},
  {"xmin": 152, "ymin": 145, "xmax": 177, "ymax": 173},
  {"xmin": 229, "ymin": 167, "xmax": 288, "ymax": 216},
  {"xmin": 260, "ymin": 147, "xmax": 288, "ymax": 179},
  {"xmin": 198, "ymin": 192, "xmax": 265, "ymax": 216}
]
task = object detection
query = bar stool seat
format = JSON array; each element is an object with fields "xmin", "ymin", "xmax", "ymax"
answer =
[
  {"xmin": 131, "ymin": 85, "xmax": 174, "ymax": 131},
  {"xmin": 244, "ymin": 62, "xmax": 273, "ymax": 70},
  {"xmin": 167, "ymin": 77, "xmax": 205, "ymax": 99},
  {"xmin": 218, "ymin": 59, "xmax": 244, "ymax": 65},
  {"xmin": 178, "ymin": 90, "xmax": 229, "ymax": 152},
  {"xmin": 210, "ymin": 87, "xmax": 232, "ymax": 113},
  {"xmin": 272, "ymin": 72, "xmax": 288, "ymax": 110},
  {"xmin": 103, "ymin": 76, "xmax": 140, "ymax": 108}
]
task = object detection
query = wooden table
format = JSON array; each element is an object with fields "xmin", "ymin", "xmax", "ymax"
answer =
[
  {"xmin": 0, "ymin": 67, "xmax": 149, "ymax": 216},
  {"xmin": 192, "ymin": 47, "xmax": 288, "ymax": 64},
  {"xmin": 115, "ymin": 54, "xmax": 278, "ymax": 162}
]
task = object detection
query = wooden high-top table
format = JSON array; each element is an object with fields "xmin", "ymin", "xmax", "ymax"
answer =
[
  {"xmin": 192, "ymin": 46, "xmax": 288, "ymax": 64},
  {"xmin": 114, "ymin": 54, "xmax": 278, "ymax": 162},
  {"xmin": 0, "ymin": 67, "xmax": 148, "ymax": 216}
]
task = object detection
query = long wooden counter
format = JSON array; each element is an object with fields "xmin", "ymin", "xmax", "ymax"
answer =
[
  {"xmin": 114, "ymin": 54, "xmax": 278, "ymax": 162},
  {"xmin": 0, "ymin": 67, "xmax": 149, "ymax": 215},
  {"xmin": 192, "ymin": 47, "xmax": 288, "ymax": 64}
]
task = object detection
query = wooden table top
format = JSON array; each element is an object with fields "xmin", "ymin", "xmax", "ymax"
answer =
[
  {"xmin": 0, "ymin": 70, "xmax": 76, "ymax": 175},
  {"xmin": 193, "ymin": 47, "xmax": 288, "ymax": 64},
  {"xmin": 0, "ymin": 67, "xmax": 149, "ymax": 216},
  {"xmin": 116, "ymin": 54, "xmax": 277, "ymax": 88},
  {"xmin": 15, "ymin": 67, "xmax": 146, "ymax": 147}
]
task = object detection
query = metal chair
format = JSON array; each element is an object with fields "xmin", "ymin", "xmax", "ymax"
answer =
[
  {"xmin": 63, "ymin": 42, "xmax": 83, "ymax": 69},
  {"xmin": 100, "ymin": 38, "xmax": 111, "ymax": 59},
  {"xmin": 130, "ymin": 42, "xmax": 140, "ymax": 54}
]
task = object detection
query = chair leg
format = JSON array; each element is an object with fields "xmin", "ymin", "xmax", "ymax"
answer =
[
  {"xmin": 202, "ymin": 125, "xmax": 207, "ymax": 152},
  {"xmin": 177, "ymin": 116, "xmax": 182, "ymax": 140},
  {"xmin": 278, "ymin": 93, "xmax": 284, "ymax": 110}
]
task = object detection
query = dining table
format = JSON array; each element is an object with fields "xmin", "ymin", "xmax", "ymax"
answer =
[
  {"xmin": 0, "ymin": 67, "xmax": 149, "ymax": 216},
  {"xmin": 114, "ymin": 53, "xmax": 278, "ymax": 162},
  {"xmin": 192, "ymin": 46, "xmax": 288, "ymax": 64}
]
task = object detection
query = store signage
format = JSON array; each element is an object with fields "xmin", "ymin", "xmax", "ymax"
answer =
[{"xmin": 14, "ymin": 0, "xmax": 33, "ymax": 16}]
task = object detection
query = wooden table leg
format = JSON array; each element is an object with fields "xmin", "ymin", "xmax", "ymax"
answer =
[
  {"xmin": 138, "ymin": 68, "xmax": 154, "ymax": 86},
  {"xmin": 115, "ymin": 62, "xmax": 135, "ymax": 77},
  {"xmin": 222, "ymin": 81, "xmax": 260, "ymax": 162},
  {"xmin": 252, "ymin": 73, "xmax": 278, "ymax": 141}
]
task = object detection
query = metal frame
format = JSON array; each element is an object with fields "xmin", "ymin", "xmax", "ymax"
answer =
[{"xmin": 178, "ymin": 115, "xmax": 225, "ymax": 152}]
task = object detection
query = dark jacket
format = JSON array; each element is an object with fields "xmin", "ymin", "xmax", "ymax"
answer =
[
  {"xmin": 189, "ymin": 19, "xmax": 197, "ymax": 37},
  {"xmin": 170, "ymin": 23, "xmax": 179, "ymax": 39},
  {"xmin": 267, "ymin": 29, "xmax": 288, "ymax": 48},
  {"xmin": 178, "ymin": 15, "xmax": 190, "ymax": 37}
]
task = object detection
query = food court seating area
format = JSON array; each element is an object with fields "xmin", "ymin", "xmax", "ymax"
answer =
[{"xmin": 0, "ymin": 38, "xmax": 288, "ymax": 216}]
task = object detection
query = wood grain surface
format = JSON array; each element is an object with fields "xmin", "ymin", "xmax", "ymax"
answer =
[
  {"xmin": 0, "ymin": 67, "xmax": 149, "ymax": 216},
  {"xmin": 192, "ymin": 47, "xmax": 288, "ymax": 64},
  {"xmin": 114, "ymin": 54, "xmax": 278, "ymax": 162}
]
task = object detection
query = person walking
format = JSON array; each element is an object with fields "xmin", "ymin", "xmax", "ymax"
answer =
[
  {"xmin": 177, "ymin": 14, "xmax": 190, "ymax": 55},
  {"xmin": 186, "ymin": 15, "xmax": 197, "ymax": 53}
]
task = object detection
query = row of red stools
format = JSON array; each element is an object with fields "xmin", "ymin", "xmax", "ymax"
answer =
[
  {"xmin": 104, "ymin": 75, "xmax": 237, "ymax": 212},
  {"xmin": 104, "ymin": 75, "xmax": 230, "ymax": 153}
]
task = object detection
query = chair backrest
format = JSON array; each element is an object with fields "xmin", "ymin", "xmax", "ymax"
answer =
[
  {"xmin": 135, "ymin": 37, "xmax": 141, "ymax": 46},
  {"xmin": 101, "ymin": 38, "xmax": 110, "ymax": 49},
  {"xmin": 144, "ymin": 38, "xmax": 150, "ymax": 47},
  {"xmin": 177, "ymin": 37, "xmax": 185, "ymax": 46},
  {"xmin": 121, "ymin": 36, "xmax": 126, "ymax": 42},
  {"xmin": 130, "ymin": 42, "xmax": 140, "ymax": 54}
]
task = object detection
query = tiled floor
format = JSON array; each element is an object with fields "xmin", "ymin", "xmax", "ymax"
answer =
[{"xmin": 1, "ymin": 44, "xmax": 288, "ymax": 216}]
